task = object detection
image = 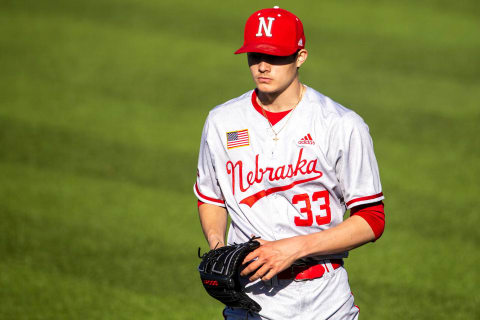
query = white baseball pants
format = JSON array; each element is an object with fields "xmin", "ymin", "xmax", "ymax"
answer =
[{"xmin": 223, "ymin": 266, "xmax": 359, "ymax": 320}]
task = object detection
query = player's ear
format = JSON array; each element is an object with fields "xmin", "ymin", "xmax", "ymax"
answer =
[{"xmin": 296, "ymin": 49, "xmax": 308, "ymax": 68}]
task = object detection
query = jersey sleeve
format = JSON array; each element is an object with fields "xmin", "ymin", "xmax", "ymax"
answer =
[
  {"xmin": 193, "ymin": 116, "xmax": 226, "ymax": 207},
  {"xmin": 334, "ymin": 112, "xmax": 384, "ymax": 209}
]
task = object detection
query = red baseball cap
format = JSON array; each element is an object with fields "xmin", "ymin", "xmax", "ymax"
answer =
[{"xmin": 235, "ymin": 7, "xmax": 305, "ymax": 56}]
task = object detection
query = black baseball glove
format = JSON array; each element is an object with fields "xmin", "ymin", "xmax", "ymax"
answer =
[{"xmin": 198, "ymin": 237, "xmax": 262, "ymax": 313}]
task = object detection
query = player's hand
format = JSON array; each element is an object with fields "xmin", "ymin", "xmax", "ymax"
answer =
[{"xmin": 240, "ymin": 236, "xmax": 304, "ymax": 282}]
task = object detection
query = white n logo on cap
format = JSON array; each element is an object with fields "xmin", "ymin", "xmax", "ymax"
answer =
[{"xmin": 256, "ymin": 17, "xmax": 275, "ymax": 37}]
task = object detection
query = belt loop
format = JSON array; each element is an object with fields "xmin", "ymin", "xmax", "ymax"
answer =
[
  {"xmin": 272, "ymin": 275, "xmax": 279, "ymax": 287},
  {"xmin": 265, "ymin": 275, "xmax": 279, "ymax": 287},
  {"xmin": 324, "ymin": 259, "xmax": 333, "ymax": 274}
]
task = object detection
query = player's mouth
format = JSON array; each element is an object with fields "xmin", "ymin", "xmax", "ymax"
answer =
[{"xmin": 257, "ymin": 77, "xmax": 272, "ymax": 83}]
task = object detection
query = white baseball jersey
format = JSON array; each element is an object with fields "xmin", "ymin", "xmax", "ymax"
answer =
[{"xmin": 194, "ymin": 85, "xmax": 383, "ymax": 260}]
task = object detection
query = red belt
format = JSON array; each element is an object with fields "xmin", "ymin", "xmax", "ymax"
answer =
[{"xmin": 276, "ymin": 259, "xmax": 343, "ymax": 281}]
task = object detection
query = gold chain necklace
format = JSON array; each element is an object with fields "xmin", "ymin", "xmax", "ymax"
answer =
[{"xmin": 259, "ymin": 84, "xmax": 304, "ymax": 141}]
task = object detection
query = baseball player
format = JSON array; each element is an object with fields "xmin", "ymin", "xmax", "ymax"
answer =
[{"xmin": 194, "ymin": 7, "xmax": 385, "ymax": 319}]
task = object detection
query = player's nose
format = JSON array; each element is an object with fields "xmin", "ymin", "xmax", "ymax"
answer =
[{"xmin": 258, "ymin": 61, "xmax": 270, "ymax": 73}]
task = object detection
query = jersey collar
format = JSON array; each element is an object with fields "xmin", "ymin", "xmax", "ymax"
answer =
[{"xmin": 251, "ymin": 89, "xmax": 292, "ymax": 126}]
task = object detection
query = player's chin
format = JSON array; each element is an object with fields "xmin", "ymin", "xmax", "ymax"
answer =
[{"xmin": 255, "ymin": 82, "xmax": 278, "ymax": 94}]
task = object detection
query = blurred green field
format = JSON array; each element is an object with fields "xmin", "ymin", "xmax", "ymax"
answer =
[{"xmin": 1, "ymin": 0, "xmax": 479, "ymax": 319}]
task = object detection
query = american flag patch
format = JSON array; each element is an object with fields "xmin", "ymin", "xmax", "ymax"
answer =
[{"xmin": 226, "ymin": 129, "xmax": 249, "ymax": 149}]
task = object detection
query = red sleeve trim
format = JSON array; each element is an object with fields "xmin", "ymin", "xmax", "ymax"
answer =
[
  {"xmin": 194, "ymin": 182, "xmax": 224, "ymax": 205},
  {"xmin": 346, "ymin": 192, "xmax": 384, "ymax": 207},
  {"xmin": 198, "ymin": 200, "xmax": 205, "ymax": 207},
  {"xmin": 350, "ymin": 201, "xmax": 385, "ymax": 240}
]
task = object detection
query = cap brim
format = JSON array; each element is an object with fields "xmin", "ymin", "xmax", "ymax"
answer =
[{"xmin": 234, "ymin": 43, "xmax": 298, "ymax": 56}]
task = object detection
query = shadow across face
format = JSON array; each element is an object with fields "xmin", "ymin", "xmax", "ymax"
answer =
[{"xmin": 247, "ymin": 51, "xmax": 298, "ymax": 66}]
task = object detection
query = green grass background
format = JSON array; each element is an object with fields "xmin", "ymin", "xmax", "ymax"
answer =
[{"xmin": 1, "ymin": 0, "xmax": 479, "ymax": 319}]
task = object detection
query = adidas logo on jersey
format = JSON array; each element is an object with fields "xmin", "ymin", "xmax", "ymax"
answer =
[{"xmin": 298, "ymin": 134, "xmax": 315, "ymax": 145}]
